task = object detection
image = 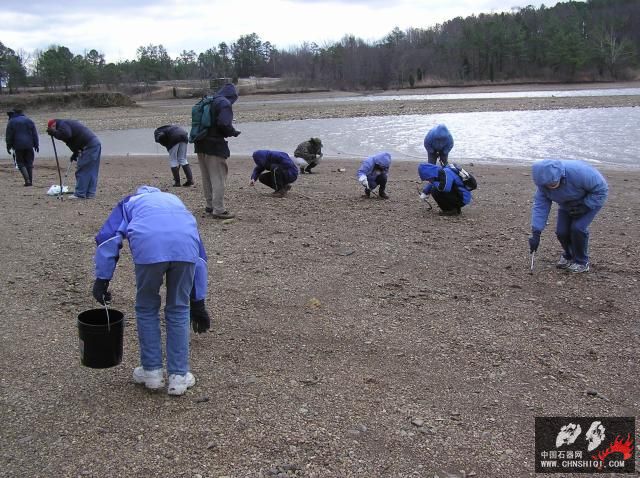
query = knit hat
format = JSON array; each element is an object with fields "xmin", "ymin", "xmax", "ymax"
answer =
[{"xmin": 47, "ymin": 119, "xmax": 56, "ymax": 129}]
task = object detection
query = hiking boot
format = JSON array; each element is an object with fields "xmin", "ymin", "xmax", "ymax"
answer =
[
  {"xmin": 168, "ymin": 372, "xmax": 196, "ymax": 396},
  {"xmin": 556, "ymin": 256, "xmax": 573, "ymax": 269},
  {"xmin": 568, "ymin": 262, "xmax": 590, "ymax": 273},
  {"xmin": 133, "ymin": 367, "xmax": 165, "ymax": 390},
  {"xmin": 171, "ymin": 167, "xmax": 181, "ymax": 187},
  {"xmin": 182, "ymin": 180, "xmax": 194, "ymax": 187},
  {"xmin": 182, "ymin": 165, "xmax": 194, "ymax": 186},
  {"xmin": 378, "ymin": 190, "xmax": 389, "ymax": 199},
  {"xmin": 205, "ymin": 207, "xmax": 213, "ymax": 214},
  {"xmin": 210, "ymin": 210, "xmax": 235, "ymax": 219},
  {"xmin": 438, "ymin": 209, "xmax": 460, "ymax": 216},
  {"xmin": 364, "ymin": 188, "xmax": 371, "ymax": 198},
  {"xmin": 300, "ymin": 167, "xmax": 306, "ymax": 174}
]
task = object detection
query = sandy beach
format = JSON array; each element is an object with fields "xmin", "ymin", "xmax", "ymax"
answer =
[{"xmin": 0, "ymin": 147, "xmax": 638, "ymax": 475}]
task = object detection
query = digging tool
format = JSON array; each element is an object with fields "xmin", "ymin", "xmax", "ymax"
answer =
[
  {"xmin": 11, "ymin": 150, "xmax": 17, "ymax": 169},
  {"xmin": 530, "ymin": 251, "xmax": 536, "ymax": 274},
  {"xmin": 51, "ymin": 136, "xmax": 64, "ymax": 201},
  {"xmin": 61, "ymin": 158, "xmax": 74, "ymax": 193}
]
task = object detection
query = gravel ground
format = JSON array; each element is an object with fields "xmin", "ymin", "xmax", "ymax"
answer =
[{"xmin": 0, "ymin": 148, "xmax": 638, "ymax": 476}]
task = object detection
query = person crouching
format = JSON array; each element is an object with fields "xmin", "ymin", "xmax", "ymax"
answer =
[
  {"xmin": 357, "ymin": 152, "xmax": 391, "ymax": 199},
  {"xmin": 250, "ymin": 150, "xmax": 299, "ymax": 198},
  {"xmin": 418, "ymin": 163, "xmax": 471, "ymax": 216}
]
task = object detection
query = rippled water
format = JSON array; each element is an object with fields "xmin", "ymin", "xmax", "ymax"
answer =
[{"xmin": 32, "ymin": 107, "xmax": 640, "ymax": 168}]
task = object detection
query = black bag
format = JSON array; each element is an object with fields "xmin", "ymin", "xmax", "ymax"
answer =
[{"xmin": 448, "ymin": 163, "xmax": 477, "ymax": 191}]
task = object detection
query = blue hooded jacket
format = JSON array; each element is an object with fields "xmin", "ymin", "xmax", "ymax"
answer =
[
  {"xmin": 6, "ymin": 111, "xmax": 39, "ymax": 150},
  {"xmin": 94, "ymin": 186, "xmax": 208, "ymax": 301},
  {"xmin": 49, "ymin": 119, "xmax": 100, "ymax": 153},
  {"xmin": 530, "ymin": 159, "xmax": 608, "ymax": 232},
  {"xmin": 424, "ymin": 124, "xmax": 454, "ymax": 155},
  {"xmin": 357, "ymin": 152, "xmax": 392, "ymax": 182},
  {"xmin": 194, "ymin": 83, "xmax": 240, "ymax": 158},
  {"xmin": 251, "ymin": 150, "xmax": 299, "ymax": 183},
  {"xmin": 418, "ymin": 163, "xmax": 472, "ymax": 205}
]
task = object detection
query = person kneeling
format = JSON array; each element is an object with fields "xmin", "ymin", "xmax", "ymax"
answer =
[
  {"xmin": 357, "ymin": 152, "xmax": 392, "ymax": 199},
  {"xmin": 418, "ymin": 163, "xmax": 471, "ymax": 215},
  {"xmin": 250, "ymin": 150, "xmax": 299, "ymax": 197}
]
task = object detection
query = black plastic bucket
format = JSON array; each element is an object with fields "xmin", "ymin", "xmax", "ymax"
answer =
[{"xmin": 77, "ymin": 308, "xmax": 124, "ymax": 368}]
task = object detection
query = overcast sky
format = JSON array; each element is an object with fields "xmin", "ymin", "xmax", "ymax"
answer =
[{"xmin": 1, "ymin": 0, "xmax": 563, "ymax": 62}]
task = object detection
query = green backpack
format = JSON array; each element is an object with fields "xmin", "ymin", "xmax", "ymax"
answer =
[{"xmin": 189, "ymin": 95, "xmax": 217, "ymax": 143}]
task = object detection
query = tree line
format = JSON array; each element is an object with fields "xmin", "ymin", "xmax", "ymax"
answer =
[{"xmin": 0, "ymin": 0, "xmax": 638, "ymax": 94}]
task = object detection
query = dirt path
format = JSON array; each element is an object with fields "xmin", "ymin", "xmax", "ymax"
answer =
[{"xmin": 0, "ymin": 155, "xmax": 638, "ymax": 477}]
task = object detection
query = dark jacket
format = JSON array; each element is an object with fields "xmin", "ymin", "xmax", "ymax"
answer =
[
  {"xmin": 154, "ymin": 125, "xmax": 188, "ymax": 150},
  {"xmin": 294, "ymin": 139, "xmax": 322, "ymax": 162},
  {"xmin": 49, "ymin": 119, "xmax": 100, "ymax": 155},
  {"xmin": 251, "ymin": 150, "xmax": 299, "ymax": 184},
  {"xmin": 193, "ymin": 83, "xmax": 240, "ymax": 158},
  {"xmin": 6, "ymin": 112, "xmax": 39, "ymax": 151},
  {"xmin": 418, "ymin": 163, "xmax": 472, "ymax": 205}
]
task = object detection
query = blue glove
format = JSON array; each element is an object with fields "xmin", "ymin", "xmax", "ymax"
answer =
[
  {"xmin": 529, "ymin": 230, "xmax": 541, "ymax": 253},
  {"xmin": 568, "ymin": 204, "xmax": 590, "ymax": 217}
]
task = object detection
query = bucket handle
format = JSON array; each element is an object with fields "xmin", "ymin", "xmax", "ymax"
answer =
[{"xmin": 103, "ymin": 296, "xmax": 111, "ymax": 332}]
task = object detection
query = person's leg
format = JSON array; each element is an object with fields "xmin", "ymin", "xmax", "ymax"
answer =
[
  {"xmin": 15, "ymin": 150, "xmax": 31, "ymax": 186},
  {"xmin": 555, "ymin": 209, "xmax": 574, "ymax": 261},
  {"xmin": 177, "ymin": 143, "xmax": 193, "ymax": 186},
  {"xmin": 134, "ymin": 263, "xmax": 167, "ymax": 372},
  {"xmin": 25, "ymin": 149, "xmax": 34, "ymax": 184},
  {"xmin": 432, "ymin": 190, "xmax": 462, "ymax": 213},
  {"xmin": 164, "ymin": 261, "xmax": 195, "ymax": 377},
  {"xmin": 85, "ymin": 143, "xmax": 101, "ymax": 198},
  {"xmin": 305, "ymin": 159, "xmax": 318, "ymax": 173},
  {"xmin": 74, "ymin": 150, "xmax": 91, "ymax": 198},
  {"xmin": 208, "ymin": 155, "xmax": 229, "ymax": 214},
  {"xmin": 427, "ymin": 152, "xmax": 438, "ymax": 165},
  {"xmin": 439, "ymin": 152, "xmax": 449, "ymax": 166},
  {"xmin": 570, "ymin": 207, "xmax": 600, "ymax": 265},
  {"xmin": 376, "ymin": 173, "xmax": 388, "ymax": 198},
  {"xmin": 258, "ymin": 170, "xmax": 277, "ymax": 190},
  {"xmin": 197, "ymin": 153, "xmax": 213, "ymax": 211},
  {"xmin": 168, "ymin": 144, "xmax": 181, "ymax": 186}
]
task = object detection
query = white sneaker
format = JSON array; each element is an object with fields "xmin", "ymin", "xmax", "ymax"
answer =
[
  {"xmin": 132, "ymin": 367, "xmax": 165, "ymax": 390},
  {"xmin": 168, "ymin": 372, "xmax": 196, "ymax": 396},
  {"xmin": 568, "ymin": 262, "xmax": 590, "ymax": 273},
  {"xmin": 556, "ymin": 256, "xmax": 572, "ymax": 269}
]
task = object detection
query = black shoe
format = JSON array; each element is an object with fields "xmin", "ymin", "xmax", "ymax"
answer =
[
  {"xmin": 364, "ymin": 188, "xmax": 371, "ymax": 198},
  {"xmin": 300, "ymin": 167, "xmax": 306, "ymax": 174},
  {"xmin": 438, "ymin": 209, "xmax": 460, "ymax": 216},
  {"xmin": 182, "ymin": 180, "xmax": 194, "ymax": 187},
  {"xmin": 379, "ymin": 190, "xmax": 389, "ymax": 199},
  {"xmin": 205, "ymin": 207, "xmax": 213, "ymax": 213}
]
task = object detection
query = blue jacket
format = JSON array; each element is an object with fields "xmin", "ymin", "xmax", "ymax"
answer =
[
  {"xmin": 418, "ymin": 163, "xmax": 472, "ymax": 205},
  {"xmin": 531, "ymin": 159, "xmax": 608, "ymax": 232},
  {"xmin": 154, "ymin": 125, "xmax": 188, "ymax": 150},
  {"xmin": 193, "ymin": 83, "xmax": 239, "ymax": 158},
  {"xmin": 94, "ymin": 186, "xmax": 208, "ymax": 301},
  {"xmin": 6, "ymin": 112, "xmax": 39, "ymax": 151},
  {"xmin": 49, "ymin": 119, "xmax": 100, "ymax": 154},
  {"xmin": 251, "ymin": 150, "xmax": 299, "ymax": 183},
  {"xmin": 357, "ymin": 152, "xmax": 392, "ymax": 182},
  {"xmin": 424, "ymin": 124, "xmax": 454, "ymax": 155}
]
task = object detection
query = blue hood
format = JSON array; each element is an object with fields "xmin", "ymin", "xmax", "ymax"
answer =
[
  {"xmin": 532, "ymin": 159, "xmax": 565, "ymax": 187},
  {"xmin": 418, "ymin": 163, "xmax": 440, "ymax": 181},
  {"xmin": 216, "ymin": 83, "xmax": 238, "ymax": 104},
  {"xmin": 135, "ymin": 185, "xmax": 161, "ymax": 195}
]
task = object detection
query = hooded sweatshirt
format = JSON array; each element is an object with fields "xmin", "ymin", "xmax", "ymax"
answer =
[
  {"xmin": 424, "ymin": 124, "xmax": 454, "ymax": 155},
  {"xmin": 357, "ymin": 152, "xmax": 392, "ymax": 182},
  {"xmin": 531, "ymin": 159, "xmax": 608, "ymax": 232},
  {"xmin": 94, "ymin": 186, "xmax": 208, "ymax": 301},
  {"xmin": 251, "ymin": 150, "xmax": 299, "ymax": 183},
  {"xmin": 418, "ymin": 163, "xmax": 472, "ymax": 205},
  {"xmin": 193, "ymin": 83, "xmax": 240, "ymax": 158}
]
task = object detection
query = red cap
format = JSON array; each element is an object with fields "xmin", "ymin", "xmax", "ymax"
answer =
[{"xmin": 47, "ymin": 119, "xmax": 56, "ymax": 129}]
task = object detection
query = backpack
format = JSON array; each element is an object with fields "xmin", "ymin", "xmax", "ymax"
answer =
[
  {"xmin": 448, "ymin": 163, "xmax": 478, "ymax": 191},
  {"xmin": 189, "ymin": 95, "xmax": 217, "ymax": 143}
]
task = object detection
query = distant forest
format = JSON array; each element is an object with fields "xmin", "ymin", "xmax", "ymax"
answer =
[{"xmin": 0, "ymin": 0, "xmax": 638, "ymax": 93}]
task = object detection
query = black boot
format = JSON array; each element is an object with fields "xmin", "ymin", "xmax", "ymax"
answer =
[
  {"xmin": 19, "ymin": 166, "xmax": 31, "ymax": 186},
  {"xmin": 305, "ymin": 163, "xmax": 317, "ymax": 174},
  {"xmin": 171, "ymin": 167, "xmax": 181, "ymax": 187},
  {"xmin": 27, "ymin": 167, "xmax": 33, "ymax": 185},
  {"xmin": 182, "ymin": 164, "xmax": 194, "ymax": 186}
]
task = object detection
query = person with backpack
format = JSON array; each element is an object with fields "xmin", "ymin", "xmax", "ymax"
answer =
[
  {"xmin": 357, "ymin": 152, "xmax": 392, "ymax": 199},
  {"xmin": 46, "ymin": 118, "xmax": 101, "ymax": 199},
  {"xmin": 528, "ymin": 159, "xmax": 608, "ymax": 273},
  {"xmin": 294, "ymin": 137, "xmax": 323, "ymax": 174},
  {"xmin": 250, "ymin": 150, "xmax": 299, "ymax": 198},
  {"xmin": 154, "ymin": 125, "xmax": 194, "ymax": 187},
  {"xmin": 424, "ymin": 124, "xmax": 454, "ymax": 165},
  {"xmin": 92, "ymin": 186, "xmax": 211, "ymax": 395},
  {"xmin": 418, "ymin": 163, "xmax": 472, "ymax": 216},
  {"xmin": 5, "ymin": 109, "xmax": 39, "ymax": 186},
  {"xmin": 191, "ymin": 83, "xmax": 241, "ymax": 219}
]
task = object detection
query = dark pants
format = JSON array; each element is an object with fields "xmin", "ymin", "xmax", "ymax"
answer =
[
  {"xmin": 367, "ymin": 173, "xmax": 387, "ymax": 192},
  {"xmin": 432, "ymin": 189, "xmax": 463, "ymax": 212},
  {"xmin": 14, "ymin": 149, "xmax": 34, "ymax": 168},
  {"xmin": 428, "ymin": 151, "xmax": 448, "ymax": 165},
  {"xmin": 556, "ymin": 207, "xmax": 601, "ymax": 265},
  {"xmin": 258, "ymin": 168, "xmax": 289, "ymax": 191}
]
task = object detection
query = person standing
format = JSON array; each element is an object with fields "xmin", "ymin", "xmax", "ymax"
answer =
[
  {"xmin": 5, "ymin": 109, "xmax": 39, "ymax": 186},
  {"xmin": 528, "ymin": 159, "xmax": 608, "ymax": 273},
  {"xmin": 424, "ymin": 124, "xmax": 454, "ymax": 165},
  {"xmin": 356, "ymin": 152, "xmax": 392, "ymax": 199},
  {"xmin": 47, "ymin": 119, "xmax": 101, "ymax": 199},
  {"xmin": 193, "ymin": 83, "xmax": 241, "ymax": 219},
  {"xmin": 249, "ymin": 150, "xmax": 299, "ymax": 197},
  {"xmin": 154, "ymin": 124, "xmax": 194, "ymax": 187},
  {"xmin": 293, "ymin": 137, "xmax": 323, "ymax": 174},
  {"xmin": 93, "ymin": 186, "xmax": 211, "ymax": 395},
  {"xmin": 418, "ymin": 163, "xmax": 472, "ymax": 216}
]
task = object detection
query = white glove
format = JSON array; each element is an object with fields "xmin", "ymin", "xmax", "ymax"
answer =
[
  {"xmin": 358, "ymin": 175, "xmax": 368, "ymax": 188},
  {"xmin": 419, "ymin": 192, "xmax": 428, "ymax": 201},
  {"xmin": 316, "ymin": 153, "xmax": 323, "ymax": 159}
]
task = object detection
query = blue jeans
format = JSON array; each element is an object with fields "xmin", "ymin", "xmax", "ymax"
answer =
[
  {"xmin": 134, "ymin": 261, "xmax": 195, "ymax": 375},
  {"xmin": 75, "ymin": 141, "xmax": 101, "ymax": 198},
  {"xmin": 556, "ymin": 206, "xmax": 601, "ymax": 265}
]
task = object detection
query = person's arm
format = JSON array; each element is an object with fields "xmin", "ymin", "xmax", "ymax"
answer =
[
  {"xmin": 531, "ymin": 188, "xmax": 552, "ymax": 233},
  {"xmin": 5, "ymin": 122, "xmax": 13, "ymax": 152},
  {"xmin": 443, "ymin": 134, "xmax": 454, "ymax": 155},
  {"xmin": 94, "ymin": 198, "xmax": 131, "ymax": 280},
  {"xmin": 216, "ymin": 102, "xmax": 240, "ymax": 137},
  {"xmin": 30, "ymin": 121, "xmax": 39, "ymax": 152},
  {"xmin": 191, "ymin": 237, "xmax": 208, "ymax": 302},
  {"xmin": 251, "ymin": 151, "xmax": 267, "ymax": 181}
]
